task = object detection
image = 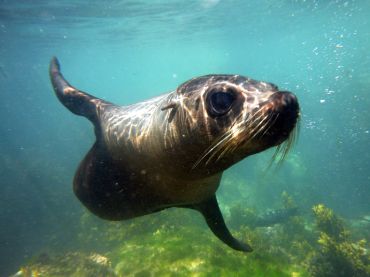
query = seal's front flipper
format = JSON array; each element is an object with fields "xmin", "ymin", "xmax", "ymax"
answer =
[
  {"xmin": 194, "ymin": 196, "xmax": 253, "ymax": 252},
  {"xmin": 49, "ymin": 57, "xmax": 112, "ymax": 124}
]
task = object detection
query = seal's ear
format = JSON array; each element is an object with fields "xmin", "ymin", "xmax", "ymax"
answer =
[
  {"xmin": 161, "ymin": 102, "xmax": 177, "ymax": 111},
  {"xmin": 49, "ymin": 57, "xmax": 113, "ymax": 126},
  {"xmin": 161, "ymin": 101, "xmax": 178, "ymax": 123},
  {"xmin": 190, "ymin": 196, "xmax": 253, "ymax": 252}
]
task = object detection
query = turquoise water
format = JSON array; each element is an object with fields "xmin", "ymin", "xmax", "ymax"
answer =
[{"xmin": 1, "ymin": 1, "xmax": 370, "ymax": 276}]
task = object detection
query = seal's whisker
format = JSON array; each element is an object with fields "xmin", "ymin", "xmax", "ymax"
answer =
[
  {"xmin": 244, "ymin": 114, "xmax": 270, "ymax": 143},
  {"xmin": 253, "ymin": 113, "xmax": 276, "ymax": 142},
  {"xmin": 193, "ymin": 111, "xmax": 249, "ymax": 168},
  {"xmin": 244, "ymin": 111, "xmax": 268, "ymax": 138},
  {"xmin": 292, "ymin": 115, "xmax": 301, "ymax": 144},
  {"xmin": 268, "ymin": 114, "xmax": 299, "ymax": 169},
  {"xmin": 260, "ymin": 115, "xmax": 274, "ymax": 136},
  {"xmin": 215, "ymin": 112, "xmax": 260, "ymax": 160},
  {"xmin": 249, "ymin": 114, "xmax": 272, "ymax": 140},
  {"xmin": 204, "ymin": 117, "xmax": 247, "ymax": 165},
  {"xmin": 280, "ymin": 114, "xmax": 300, "ymax": 162},
  {"xmin": 204, "ymin": 132, "xmax": 235, "ymax": 165},
  {"xmin": 261, "ymin": 113, "xmax": 279, "ymax": 138},
  {"xmin": 214, "ymin": 133, "xmax": 239, "ymax": 162},
  {"xmin": 246, "ymin": 108, "xmax": 264, "ymax": 128},
  {"xmin": 279, "ymin": 117, "xmax": 299, "ymax": 162},
  {"xmin": 215, "ymin": 112, "xmax": 272, "ymax": 163},
  {"xmin": 226, "ymin": 109, "xmax": 266, "ymax": 145},
  {"xmin": 192, "ymin": 131, "xmax": 234, "ymax": 169},
  {"xmin": 275, "ymin": 139, "xmax": 290, "ymax": 166}
]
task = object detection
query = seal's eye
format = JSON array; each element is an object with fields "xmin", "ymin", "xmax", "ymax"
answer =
[{"xmin": 208, "ymin": 90, "xmax": 236, "ymax": 116}]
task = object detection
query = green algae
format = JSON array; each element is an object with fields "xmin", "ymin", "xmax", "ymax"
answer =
[
  {"xmin": 12, "ymin": 252, "xmax": 117, "ymax": 277},
  {"xmin": 13, "ymin": 197, "xmax": 370, "ymax": 276},
  {"xmin": 110, "ymin": 223, "xmax": 306, "ymax": 276},
  {"xmin": 312, "ymin": 204, "xmax": 348, "ymax": 241},
  {"xmin": 308, "ymin": 204, "xmax": 370, "ymax": 277},
  {"xmin": 76, "ymin": 203, "xmax": 309, "ymax": 276}
]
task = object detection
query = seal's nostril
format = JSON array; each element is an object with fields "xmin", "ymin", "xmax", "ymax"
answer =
[
  {"xmin": 272, "ymin": 91, "xmax": 299, "ymax": 111},
  {"xmin": 279, "ymin": 91, "xmax": 297, "ymax": 102}
]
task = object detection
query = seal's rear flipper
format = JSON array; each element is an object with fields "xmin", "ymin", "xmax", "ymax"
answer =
[
  {"xmin": 194, "ymin": 196, "xmax": 253, "ymax": 252},
  {"xmin": 49, "ymin": 57, "xmax": 112, "ymax": 125}
]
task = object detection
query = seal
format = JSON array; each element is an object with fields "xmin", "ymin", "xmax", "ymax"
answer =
[{"xmin": 49, "ymin": 57, "xmax": 299, "ymax": 252}]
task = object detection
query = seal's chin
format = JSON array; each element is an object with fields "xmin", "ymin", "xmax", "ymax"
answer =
[{"xmin": 260, "ymin": 90, "xmax": 300, "ymax": 146}]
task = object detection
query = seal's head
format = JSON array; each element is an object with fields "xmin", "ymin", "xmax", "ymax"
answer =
[{"xmin": 167, "ymin": 75, "xmax": 300, "ymax": 173}]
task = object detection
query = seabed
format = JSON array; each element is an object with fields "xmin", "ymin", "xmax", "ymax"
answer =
[{"xmin": 11, "ymin": 193, "xmax": 370, "ymax": 277}]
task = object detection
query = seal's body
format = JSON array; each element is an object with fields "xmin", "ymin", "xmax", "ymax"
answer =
[{"xmin": 49, "ymin": 57, "xmax": 299, "ymax": 252}]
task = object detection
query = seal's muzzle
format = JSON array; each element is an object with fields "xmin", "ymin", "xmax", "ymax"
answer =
[{"xmin": 262, "ymin": 90, "xmax": 299, "ymax": 145}]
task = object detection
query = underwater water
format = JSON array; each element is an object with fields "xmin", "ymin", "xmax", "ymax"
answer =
[{"xmin": 1, "ymin": 0, "xmax": 370, "ymax": 276}]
